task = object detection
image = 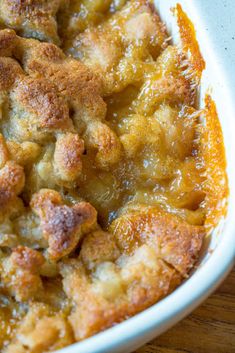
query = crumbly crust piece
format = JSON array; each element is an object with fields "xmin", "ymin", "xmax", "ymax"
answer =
[
  {"xmin": 110, "ymin": 205, "xmax": 204, "ymax": 276},
  {"xmin": 4, "ymin": 303, "xmax": 74, "ymax": 353},
  {"xmin": 60, "ymin": 206, "xmax": 204, "ymax": 340},
  {"xmin": 31, "ymin": 189, "xmax": 97, "ymax": 260},
  {"xmin": 1, "ymin": 246, "xmax": 45, "ymax": 301},
  {"xmin": 0, "ymin": 28, "xmax": 122, "ymax": 186},
  {"xmin": 0, "ymin": 0, "xmax": 128, "ymax": 45},
  {"xmin": 0, "ymin": 0, "xmax": 63, "ymax": 44}
]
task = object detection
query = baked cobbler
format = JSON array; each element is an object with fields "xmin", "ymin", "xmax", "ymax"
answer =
[{"xmin": 0, "ymin": 1, "xmax": 227, "ymax": 352}]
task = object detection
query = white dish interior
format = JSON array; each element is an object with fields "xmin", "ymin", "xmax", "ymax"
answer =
[{"xmin": 58, "ymin": 1, "xmax": 235, "ymax": 352}]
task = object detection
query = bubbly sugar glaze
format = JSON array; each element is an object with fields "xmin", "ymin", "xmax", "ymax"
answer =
[{"xmin": 0, "ymin": 1, "xmax": 228, "ymax": 352}]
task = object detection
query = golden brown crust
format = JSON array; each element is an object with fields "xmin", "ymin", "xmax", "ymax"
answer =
[
  {"xmin": 60, "ymin": 255, "xmax": 180, "ymax": 341},
  {"xmin": 175, "ymin": 4, "xmax": 205, "ymax": 84},
  {"xmin": 0, "ymin": 162, "xmax": 25, "ymax": 198},
  {"xmin": 11, "ymin": 245, "xmax": 45, "ymax": 271},
  {"xmin": 0, "ymin": 0, "xmax": 63, "ymax": 44},
  {"xmin": 12, "ymin": 77, "xmax": 71, "ymax": 130},
  {"xmin": 31, "ymin": 189, "xmax": 97, "ymax": 260},
  {"xmin": 80, "ymin": 230, "xmax": 120, "ymax": 269},
  {"xmin": 4, "ymin": 303, "xmax": 74, "ymax": 353},
  {"xmin": 86, "ymin": 122, "xmax": 122, "ymax": 168},
  {"xmin": 0, "ymin": 132, "xmax": 9, "ymax": 167},
  {"xmin": 0, "ymin": 28, "xmax": 121, "ymax": 186},
  {"xmin": 0, "ymin": 246, "xmax": 44, "ymax": 301},
  {"xmin": 53, "ymin": 133, "xmax": 84, "ymax": 181},
  {"xmin": 59, "ymin": 205, "xmax": 204, "ymax": 340},
  {"xmin": 0, "ymin": 161, "xmax": 25, "ymax": 215},
  {"xmin": 0, "ymin": 0, "xmax": 130, "ymax": 47},
  {"xmin": 197, "ymin": 95, "xmax": 228, "ymax": 229},
  {"xmin": 0, "ymin": 28, "xmax": 18, "ymax": 56},
  {"xmin": 6, "ymin": 140, "xmax": 41, "ymax": 166},
  {"xmin": 0, "ymin": 57, "xmax": 23, "ymax": 91},
  {"xmin": 110, "ymin": 206, "xmax": 205, "ymax": 276}
]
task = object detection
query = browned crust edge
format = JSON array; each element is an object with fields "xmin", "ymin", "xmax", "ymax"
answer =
[
  {"xmin": 176, "ymin": 4, "xmax": 228, "ymax": 229},
  {"xmin": 200, "ymin": 95, "xmax": 229, "ymax": 230},
  {"xmin": 176, "ymin": 3, "xmax": 205, "ymax": 82}
]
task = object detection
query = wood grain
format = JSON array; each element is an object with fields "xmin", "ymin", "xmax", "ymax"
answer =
[{"xmin": 136, "ymin": 268, "xmax": 235, "ymax": 353}]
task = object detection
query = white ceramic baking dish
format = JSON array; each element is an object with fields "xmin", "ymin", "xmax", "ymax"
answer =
[{"xmin": 58, "ymin": 1, "xmax": 235, "ymax": 352}]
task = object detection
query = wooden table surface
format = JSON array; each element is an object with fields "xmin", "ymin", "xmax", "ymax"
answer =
[{"xmin": 136, "ymin": 267, "xmax": 235, "ymax": 353}]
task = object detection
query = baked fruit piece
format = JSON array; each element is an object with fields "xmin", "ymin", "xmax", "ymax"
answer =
[{"xmin": 65, "ymin": 0, "xmax": 168, "ymax": 95}]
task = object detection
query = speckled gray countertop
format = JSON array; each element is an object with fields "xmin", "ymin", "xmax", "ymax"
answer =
[{"xmin": 196, "ymin": 0, "xmax": 235, "ymax": 93}]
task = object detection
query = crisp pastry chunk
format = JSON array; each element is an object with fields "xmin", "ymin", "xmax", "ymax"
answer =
[
  {"xmin": 0, "ymin": 0, "xmax": 63, "ymax": 44},
  {"xmin": 0, "ymin": 180, "xmax": 97, "ymax": 264},
  {"xmin": 53, "ymin": 133, "xmax": 84, "ymax": 182},
  {"xmin": 0, "ymin": 29, "xmax": 121, "ymax": 194},
  {"xmin": 31, "ymin": 189, "xmax": 97, "ymax": 260},
  {"xmin": 60, "ymin": 207, "xmax": 204, "ymax": 340},
  {"xmin": 110, "ymin": 205, "xmax": 204, "ymax": 275},
  {"xmin": 0, "ymin": 246, "xmax": 44, "ymax": 301},
  {"xmin": 4, "ymin": 303, "xmax": 74, "ymax": 353}
]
